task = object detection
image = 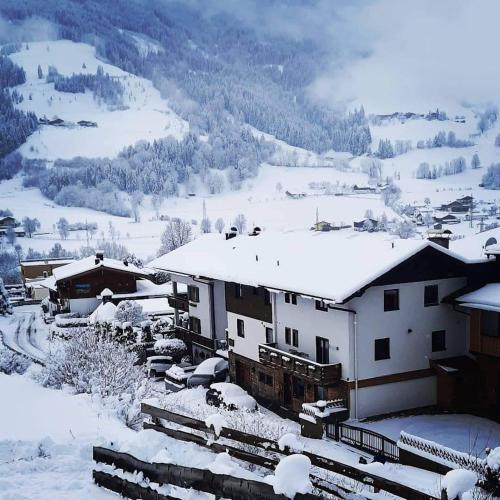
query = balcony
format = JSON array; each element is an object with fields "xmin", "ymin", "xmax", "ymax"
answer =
[
  {"xmin": 258, "ymin": 343, "xmax": 341, "ymax": 384},
  {"xmin": 174, "ymin": 326, "xmax": 227, "ymax": 352},
  {"xmin": 168, "ymin": 293, "xmax": 189, "ymax": 312}
]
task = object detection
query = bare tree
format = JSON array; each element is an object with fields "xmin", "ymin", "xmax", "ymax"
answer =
[
  {"xmin": 22, "ymin": 217, "xmax": 40, "ymax": 238},
  {"xmin": 200, "ymin": 217, "xmax": 212, "ymax": 233},
  {"xmin": 151, "ymin": 193, "xmax": 164, "ymax": 219},
  {"xmin": 158, "ymin": 219, "xmax": 192, "ymax": 256},
  {"xmin": 56, "ymin": 217, "xmax": 70, "ymax": 239},
  {"xmin": 130, "ymin": 191, "xmax": 144, "ymax": 223},
  {"xmin": 215, "ymin": 218, "xmax": 225, "ymax": 234},
  {"xmin": 233, "ymin": 214, "xmax": 247, "ymax": 234}
]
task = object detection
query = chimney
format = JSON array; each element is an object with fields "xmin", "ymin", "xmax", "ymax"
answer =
[
  {"xmin": 123, "ymin": 260, "xmax": 129, "ymax": 266},
  {"xmin": 250, "ymin": 226, "xmax": 262, "ymax": 236},
  {"xmin": 95, "ymin": 251, "xmax": 104, "ymax": 261},
  {"xmin": 427, "ymin": 229, "xmax": 451, "ymax": 249}
]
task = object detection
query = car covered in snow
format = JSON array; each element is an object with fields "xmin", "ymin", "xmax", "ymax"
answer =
[
  {"xmin": 206, "ymin": 382, "xmax": 257, "ymax": 411},
  {"xmin": 186, "ymin": 357, "xmax": 228, "ymax": 388},
  {"xmin": 146, "ymin": 355, "xmax": 173, "ymax": 378}
]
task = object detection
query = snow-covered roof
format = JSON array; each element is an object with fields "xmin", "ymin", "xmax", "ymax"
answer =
[
  {"xmin": 135, "ymin": 298, "xmax": 173, "ymax": 316},
  {"xmin": 150, "ymin": 231, "xmax": 477, "ymax": 303},
  {"xmin": 21, "ymin": 258, "xmax": 74, "ymax": 267},
  {"xmin": 89, "ymin": 301, "xmax": 117, "ymax": 323},
  {"xmin": 37, "ymin": 276, "xmax": 57, "ymax": 291},
  {"xmin": 100, "ymin": 288, "xmax": 114, "ymax": 297},
  {"xmin": 52, "ymin": 255, "xmax": 148, "ymax": 282},
  {"xmin": 457, "ymin": 283, "xmax": 500, "ymax": 310}
]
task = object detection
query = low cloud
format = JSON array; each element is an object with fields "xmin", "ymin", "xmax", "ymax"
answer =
[{"xmin": 0, "ymin": 16, "xmax": 58, "ymax": 45}]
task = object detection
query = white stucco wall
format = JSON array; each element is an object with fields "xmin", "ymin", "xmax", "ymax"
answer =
[
  {"xmin": 273, "ymin": 293, "xmax": 352, "ymax": 375},
  {"xmin": 351, "ymin": 376, "xmax": 437, "ymax": 419},
  {"xmin": 213, "ymin": 280, "xmax": 228, "ymax": 340},
  {"xmin": 227, "ymin": 311, "xmax": 272, "ymax": 362},
  {"xmin": 348, "ymin": 277, "xmax": 467, "ymax": 381}
]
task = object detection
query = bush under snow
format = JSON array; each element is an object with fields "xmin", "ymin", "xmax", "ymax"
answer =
[
  {"xmin": 41, "ymin": 327, "xmax": 148, "ymax": 428},
  {"xmin": 153, "ymin": 338, "xmax": 187, "ymax": 358},
  {"xmin": 278, "ymin": 433, "xmax": 304, "ymax": 453},
  {"xmin": 442, "ymin": 469, "xmax": 477, "ymax": 499},
  {"xmin": 114, "ymin": 300, "xmax": 144, "ymax": 326},
  {"xmin": 266, "ymin": 454, "xmax": 312, "ymax": 499},
  {"xmin": 0, "ymin": 346, "xmax": 31, "ymax": 374}
]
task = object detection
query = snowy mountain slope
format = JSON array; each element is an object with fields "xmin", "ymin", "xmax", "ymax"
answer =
[{"xmin": 9, "ymin": 40, "xmax": 188, "ymax": 159}]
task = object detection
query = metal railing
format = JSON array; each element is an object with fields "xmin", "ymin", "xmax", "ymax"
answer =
[{"xmin": 327, "ymin": 422, "xmax": 399, "ymax": 462}]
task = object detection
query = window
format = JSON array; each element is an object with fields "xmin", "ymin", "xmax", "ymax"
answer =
[
  {"xmin": 316, "ymin": 337, "xmax": 329, "ymax": 364},
  {"xmin": 314, "ymin": 385, "xmax": 327, "ymax": 401},
  {"xmin": 190, "ymin": 316, "xmax": 201, "ymax": 334},
  {"xmin": 237, "ymin": 318, "xmax": 245, "ymax": 338},
  {"xmin": 292, "ymin": 329, "xmax": 299, "ymax": 348},
  {"xmin": 292, "ymin": 376, "xmax": 305, "ymax": 398},
  {"xmin": 375, "ymin": 338, "xmax": 390, "ymax": 360},
  {"xmin": 315, "ymin": 300, "xmax": 328, "ymax": 312},
  {"xmin": 264, "ymin": 289, "xmax": 271, "ymax": 305},
  {"xmin": 285, "ymin": 293, "xmax": 297, "ymax": 305},
  {"xmin": 384, "ymin": 289, "xmax": 399, "ymax": 311},
  {"xmin": 432, "ymin": 330, "xmax": 446, "ymax": 352},
  {"xmin": 187, "ymin": 285, "xmax": 199, "ymax": 303},
  {"xmin": 258, "ymin": 371, "xmax": 273, "ymax": 386},
  {"xmin": 480, "ymin": 311, "xmax": 500, "ymax": 338},
  {"xmin": 285, "ymin": 327, "xmax": 291, "ymax": 345},
  {"xmin": 424, "ymin": 285, "xmax": 439, "ymax": 307},
  {"xmin": 265, "ymin": 327, "xmax": 274, "ymax": 344}
]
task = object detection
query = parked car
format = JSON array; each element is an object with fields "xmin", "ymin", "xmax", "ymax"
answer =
[
  {"xmin": 206, "ymin": 382, "xmax": 257, "ymax": 411},
  {"xmin": 186, "ymin": 357, "xmax": 228, "ymax": 388},
  {"xmin": 146, "ymin": 355, "xmax": 173, "ymax": 378},
  {"xmin": 164, "ymin": 362, "xmax": 197, "ymax": 392}
]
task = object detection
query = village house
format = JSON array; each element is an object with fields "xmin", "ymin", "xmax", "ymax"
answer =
[
  {"xmin": 439, "ymin": 200, "xmax": 471, "ymax": 213},
  {"xmin": 151, "ymin": 230, "xmax": 498, "ymax": 420},
  {"xmin": 47, "ymin": 252, "xmax": 158, "ymax": 315},
  {"xmin": 433, "ymin": 214, "xmax": 461, "ymax": 225},
  {"xmin": 353, "ymin": 218, "xmax": 379, "ymax": 231}
]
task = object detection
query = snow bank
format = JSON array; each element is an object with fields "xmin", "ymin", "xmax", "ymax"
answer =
[
  {"xmin": 89, "ymin": 301, "xmax": 117, "ymax": 324},
  {"xmin": 118, "ymin": 429, "xmax": 171, "ymax": 462},
  {"xmin": 266, "ymin": 454, "xmax": 312, "ymax": 499},
  {"xmin": 442, "ymin": 469, "xmax": 477, "ymax": 499},
  {"xmin": 205, "ymin": 414, "xmax": 227, "ymax": 437},
  {"xmin": 165, "ymin": 364, "xmax": 188, "ymax": 381},
  {"xmin": 206, "ymin": 452, "xmax": 260, "ymax": 481},
  {"xmin": 278, "ymin": 433, "xmax": 304, "ymax": 453}
]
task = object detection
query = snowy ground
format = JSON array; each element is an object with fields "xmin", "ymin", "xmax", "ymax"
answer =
[
  {"xmin": 358, "ymin": 414, "xmax": 500, "ymax": 458},
  {"xmin": 10, "ymin": 40, "xmax": 188, "ymax": 160},
  {"xmin": 0, "ymin": 373, "xmax": 133, "ymax": 500}
]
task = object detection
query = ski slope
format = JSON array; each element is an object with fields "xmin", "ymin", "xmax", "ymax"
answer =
[{"xmin": 9, "ymin": 40, "xmax": 188, "ymax": 160}]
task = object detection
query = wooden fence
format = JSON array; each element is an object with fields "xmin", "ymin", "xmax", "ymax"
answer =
[
  {"xmin": 141, "ymin": 403, "xmax": 440, "ymax": 500},
  {"xmin": 93, "ymin": 447, "xmax": 319, "ymax": 500},
  {"xmin": 326, "ymin": 422, "xmax": 399, "ymax": 462}
]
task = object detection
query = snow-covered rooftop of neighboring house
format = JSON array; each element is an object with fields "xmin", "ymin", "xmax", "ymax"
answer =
[
  {"xmin": 135, "ymin": 297, "xmax": 173, "ymax": 316},
  {"xmin": 21, "ymin": 258, "xmax": 75, "ymax": 266},
  {"xmin": 457, "ymin": 283, "xmax": 500, "ymax": 311},
  {"xmin": 151, "ymin": 231, "xmax": 479, "ymax": 303},
  {"xmin": 37, "ymin": 276, "xmax": 57, "ymax": 291},
  {"xmin": 450, "ymin": 227, "xmax": 500, "ymax": 259},
  {"xmin": 52, "ymin": 255, "xmax": 149, "ymax": 282}
]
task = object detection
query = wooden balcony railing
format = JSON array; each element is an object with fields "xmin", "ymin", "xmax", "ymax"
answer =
[
  {"xmin": 258, "ymin": 343, "xmax": 341, "ymax": 384},
  {"xmin": 174, "ymin": 326, "xmax": 227, "ymax": 352},
  {"xmin": 168, "ymin": 294, "xmax": 189, "ymax": 312}
]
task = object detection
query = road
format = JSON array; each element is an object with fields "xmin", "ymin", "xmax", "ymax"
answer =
[{"xmin": 0, "ymin": 308, "xmax": 48, "ymax": 364}]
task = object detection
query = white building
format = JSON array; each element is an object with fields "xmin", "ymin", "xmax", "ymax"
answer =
[{"xmin": 151, "ymin": 230, "xmax": 487, "ymax": 419}]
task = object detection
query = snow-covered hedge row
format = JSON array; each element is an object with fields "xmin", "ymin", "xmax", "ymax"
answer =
[
  {"xmin": 55, "ymin": 312, "xmax": 89, "ymax": 327},
  {"xmin": 0, "ymin": 345, "xmax": 31, "ymax": 374}
]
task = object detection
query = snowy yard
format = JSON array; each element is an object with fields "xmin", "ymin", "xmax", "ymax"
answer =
[
  {"xmin": 0, "ymin": 373, "xmax": 132, "ymax": 499},
  {"xmin": 358, "ymin": 413, "xmax": 500, "ymax": 458}
]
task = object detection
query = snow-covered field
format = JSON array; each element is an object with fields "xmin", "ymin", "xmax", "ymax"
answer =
[{"xmin": 10, "ymin": 40, "xmax": 187, "ymax": 160}]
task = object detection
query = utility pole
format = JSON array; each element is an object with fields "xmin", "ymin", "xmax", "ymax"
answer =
[{"xmin": 469, "ymin": 195, "xmax": 473, "ymax": 229}]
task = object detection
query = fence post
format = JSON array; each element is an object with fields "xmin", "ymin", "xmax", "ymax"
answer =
[{"xmin": 334, "ymin": 423, "xmax": 340, "ymax": 441}]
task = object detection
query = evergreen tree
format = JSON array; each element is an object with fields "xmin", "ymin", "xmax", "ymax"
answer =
[
  {"xmin": 471, "ymin": 153, "xmax": 481, "ymax": 169},
  {"xmin": 37, "ymin": 64, "xmax": 43, "ymax": 79},
  {"xmin": 0, "ymin": 278, "xmax": 12, "ymax": 316}
]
